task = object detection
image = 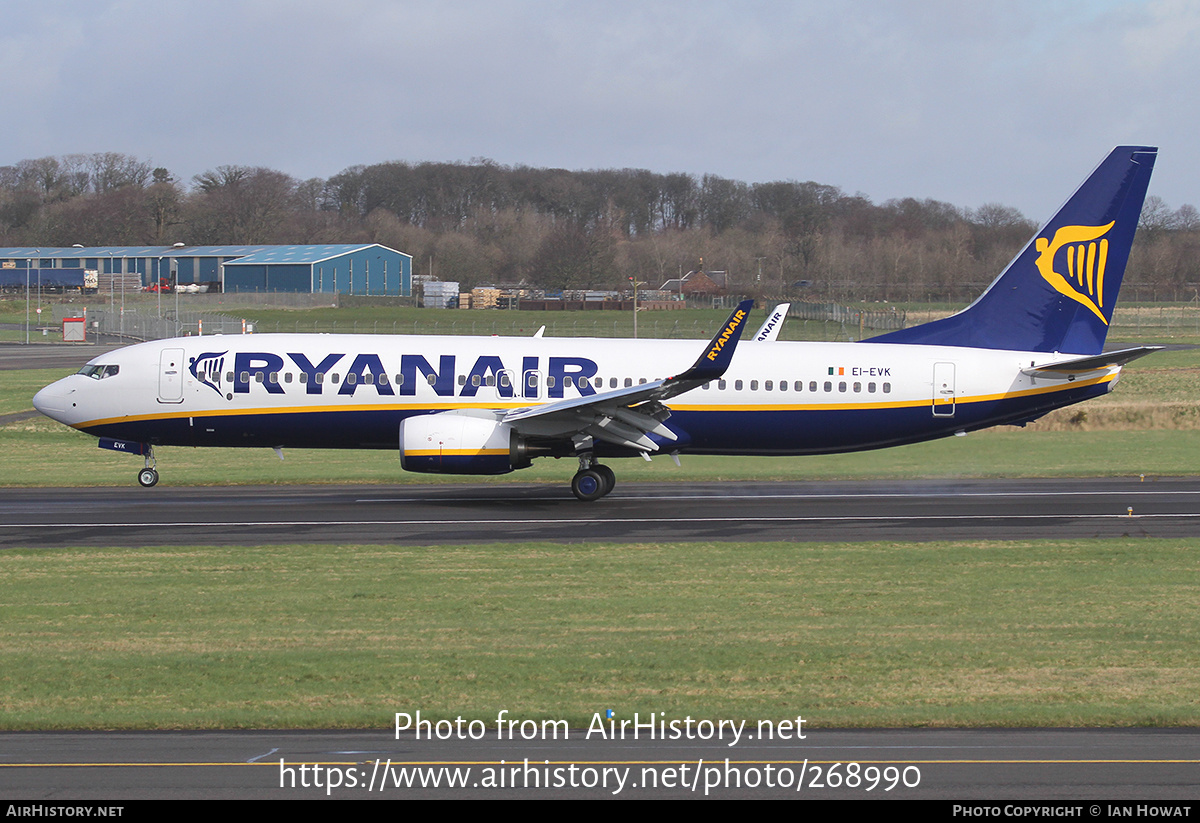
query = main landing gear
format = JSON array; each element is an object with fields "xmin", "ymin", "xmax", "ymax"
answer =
[
  {"xmin": 571, "ymin": 453, "xmax": 616, "ymax": 502},
  {"xmin": 137, "ymin": 447, "xmax": 159, "ymax": 487}
]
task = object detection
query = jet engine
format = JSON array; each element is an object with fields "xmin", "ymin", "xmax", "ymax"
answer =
[{"xmin": 399, "ymin": 411, "xmax": 533, "ymax": 475}]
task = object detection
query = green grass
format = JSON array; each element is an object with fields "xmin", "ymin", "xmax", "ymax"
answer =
[
  {"xmin": 0, "ymin": 539, "xmax": 1196, "ymax": 729},
  {"xmin": 4, "ymin": 313, "xmax": 1200, "ymax": 732}
]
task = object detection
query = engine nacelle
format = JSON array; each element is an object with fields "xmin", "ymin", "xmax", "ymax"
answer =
[{"xmin": 399, "ymin": 412, "xmax": 531, "ymax": 475}]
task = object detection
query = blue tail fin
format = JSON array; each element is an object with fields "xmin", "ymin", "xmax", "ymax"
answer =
[{"xmin": 866, "ymin": 146, "xmax": 1157, "ymax": 354}]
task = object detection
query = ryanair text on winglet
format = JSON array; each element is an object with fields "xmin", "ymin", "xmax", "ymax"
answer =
[{"xmin": 705, "ymin": 309, "xmax": 747, "ymax": 361}]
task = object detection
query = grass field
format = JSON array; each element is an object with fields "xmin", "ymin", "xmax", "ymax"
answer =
[
  {"xmin": 1, "ymin": 538, "xmax": 1197, "ymax": 729},
  {"xmin": 3, "ymin": 312, "xmax": 1200, "ymax": 731}
]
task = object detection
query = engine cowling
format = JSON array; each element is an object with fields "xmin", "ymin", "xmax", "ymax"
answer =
[{"xmin": 399, "ymin": 412, "xmax": 532, "ymax": 475}]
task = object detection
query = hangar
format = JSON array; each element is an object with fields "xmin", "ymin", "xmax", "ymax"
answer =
[{"xmin": 0, "ymin": 244, "xmax": 412, "ymax": 296}]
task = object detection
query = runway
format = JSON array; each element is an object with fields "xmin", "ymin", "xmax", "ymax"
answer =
[
  {"xmin": 2, "ymin": 477, "xmax": 1199, "ymax": 548},
  {"xmin": 3, "ymin": 727, "xmax": 1199, "ymax": 800}
]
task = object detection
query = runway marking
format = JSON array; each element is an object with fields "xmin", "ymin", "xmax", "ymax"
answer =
[
  {"xmin": 354, "ymin": 489, "xmax": 1200, "ymax": 503},
  {"xmin": 4, "ymin": 513, "xmax": 1200, "ymax": 529},
  {"xmin": 247, "ymin": 747, "xmax": 279, "ymax": 763},
  {"xmin": 4, "ymin": 758, "xmax": 1199, "ymax": 767}
]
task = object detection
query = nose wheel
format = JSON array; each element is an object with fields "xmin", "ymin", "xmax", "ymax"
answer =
[{"xmin": 137, "ymin": 447, "xmax": 159, "ymax": 487}]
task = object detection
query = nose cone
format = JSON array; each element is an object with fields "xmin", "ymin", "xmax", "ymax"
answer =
[{"xmin": 33, "ymin": 378, "xmax": 74, "ymax": 424}]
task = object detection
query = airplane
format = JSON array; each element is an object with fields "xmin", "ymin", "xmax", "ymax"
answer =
[{"xmin": 33, "ymin": 146, "xmax": 1159, "ymax": 501}]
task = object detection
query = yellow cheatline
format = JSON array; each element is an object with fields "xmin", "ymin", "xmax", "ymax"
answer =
[{"xmin": 71, "ymin": 373, "xmax": 1115, "ymax": 431}]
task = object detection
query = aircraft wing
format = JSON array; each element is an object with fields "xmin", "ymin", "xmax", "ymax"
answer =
[
  {"xmin": 501, "ymin": 300, "xmax": 754, "ymax": 452},
  {"xmin": 1022, "ymin": 346, "xmax": 1162, "ymax": 375}
]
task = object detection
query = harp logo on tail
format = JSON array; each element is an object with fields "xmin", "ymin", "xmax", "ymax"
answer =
[{"xmin": 1034, "ymin": 221, "xmax": 1116, "ymax": 325}]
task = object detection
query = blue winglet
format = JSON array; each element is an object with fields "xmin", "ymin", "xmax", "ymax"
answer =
[{"xmin": 671, "ymin": 299, "xmax": 755, "ymax": 383}]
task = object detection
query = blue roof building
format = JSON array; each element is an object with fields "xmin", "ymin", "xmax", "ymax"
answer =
[{"xmin": 0, "ymin": 244, "xmax": 412, "ymax": 296}]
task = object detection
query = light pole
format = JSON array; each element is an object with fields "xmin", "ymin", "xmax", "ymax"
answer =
[
  {"xmin": 24, "ymin": 250, "xmax": 33, "ymax": 344},
  {"xmin": 107, "ymin": 251, "xmax": 115, "ymax": 339},
  {"xmin": 629, "ymin": 277, "xmax": 644, "ymax": 339},
  {"xmin": 120, "ymin": 251, "xmax": 126, "ymax": 338},
  {"xmin": 172, "ymin": 243, "xmax": 184, "ymax": 335}
]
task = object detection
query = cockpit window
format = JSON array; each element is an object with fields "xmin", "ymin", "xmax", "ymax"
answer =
[{"xmin": 77, "ymin": 364, "xmax": 119, "ymax": 379}]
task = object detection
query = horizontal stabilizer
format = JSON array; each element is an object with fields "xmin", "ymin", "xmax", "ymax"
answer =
[{"xmin": 1023, "ymin": 346, "xmax": 1162, "ymax": 375}]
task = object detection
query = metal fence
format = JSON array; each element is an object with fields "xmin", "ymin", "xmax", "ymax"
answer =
[{"xmin": 27, "ymin": 300, "xmax": 1200, "ymax": 346}]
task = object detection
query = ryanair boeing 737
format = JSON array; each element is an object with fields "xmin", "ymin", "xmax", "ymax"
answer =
[{"xmin": 33, "ymin": 146, "xmax": 1159, "ymax": 500}]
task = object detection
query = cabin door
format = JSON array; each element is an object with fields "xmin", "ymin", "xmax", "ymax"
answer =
[{"xmin": 158, "ymin": 348, "xmax": 185, "ymax": 404}]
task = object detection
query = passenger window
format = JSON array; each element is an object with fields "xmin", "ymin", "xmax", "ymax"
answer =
[
  {"xmin": 809, "ymin": 381, "xmax": 818, "ymax": 392},
  {"xmin": 735, "ymin": 380, "xmax": 744, "ymax": 391},
  {"xmin": 299, "ymin": 372, "xmax": 308, "ymax": 384},
  {"xmin": 471, "ymin": 375, "xmax": 481, "ymax": 387},
  {"xmin": 750, "ymin": 380, "xmax": 758, "ymax": 391},
  {"xmin": 718, "ymin": 379, "xmax": 727, "ymax": 390},
  {"xmin": 284, "ymin": 373, "xmax": 293, "ymax": 384},
  {"xmin": 883, "ymin": 382, "xmax": 891, "ymax": 393},
  {"xmin": 316, "ymin": 373, "xmax": 324, "ymax": 384},
  {"xmin": 226, "ymin": 372, "xmax": 234, "ymax": 383},
  {"xmin": 610, "ymin": 378, "xmax": 617, "ymax": 389},
  {"xmin": 331, "ymin": 374, "xmax": 340, "ymax": 384},
  {"xmin": 779, "ymin": 381, "xmax": 786, "ymax": 392},
  {"xmin": 269, "ymin": 372, "xmax": 278, "ymax": 384},
  {"xmin": 765, "ymin": 381, "xmax": 773, "ymax": 391},
  {"xmin": 824, "ymin": 381, "xmax": 832, "ymax": 392},
  {"xmin": 346, "ymin": 373, "xmax": 357, "ymax": 385},
  {"xmin": 868, "ymin": 382, "xmax": 875, "ymax": 392},
  {"xmin": 564, "ymin": 376, "xmax": 574, "ymax": 388},
  {"xmin": 459, "ymin": 375, "xmax": 467, "ymax": 386},
  {"xmin": 241, "ymin": 371, "xmax": 250, "ymax": 383},
  {"xmin": 395, "ymin": 374, "xmax": 403, "ymax": 386},
  {"xmin": 427, "ymin": 374, "xmax": 436, "ymax": 386},
  {"xmin": 839, "ymin": 382, "xmax": 846, "ymax": 392},
  {"xmin": 639, "ymin": 378, "xmax": 647, "ymax": 384},
  {"xmin": 624, "ymin": 378, "xmax": 632, "ymax": 387},
  {"xmin": 499, "ymin": 374, "xmax": 509, "ymax": 388},
  {"xmin": 486, "ymin": 375, "xmax": 495, "ymax": 387},
  {"xmin": 853, "ymin": 382, "xmax": 861, "ymax": 393},
  {"xmin": 578, "ymin": 376, "xmax": 588, "ymax": 389}
]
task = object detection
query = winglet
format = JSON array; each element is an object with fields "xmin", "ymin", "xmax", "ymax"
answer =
[
  {"xmin": 753, "ymin": 303, "xmax": 790, "ymax": 341},
  {"xmin": 670, "ymin": 299, "xmax": 755, "ymax": 383}
]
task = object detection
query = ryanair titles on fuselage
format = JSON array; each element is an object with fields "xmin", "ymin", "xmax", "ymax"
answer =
[{"xmin": 188, "ymin": 350, "xmax": 601, "ymax": 400}]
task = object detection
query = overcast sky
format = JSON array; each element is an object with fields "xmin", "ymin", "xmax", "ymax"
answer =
[{"xmin": 3, "ymin": 0, "xmax": 1197, "ymax": 220}]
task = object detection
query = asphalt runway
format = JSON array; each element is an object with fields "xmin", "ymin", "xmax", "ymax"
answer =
[
  {"xmin": 2, "ymin": 477, "xmax": 1200, "ymax": 548},
  {"xmin": 3, "ymin": 727, "xmax": 1199, "ymax": 800}
]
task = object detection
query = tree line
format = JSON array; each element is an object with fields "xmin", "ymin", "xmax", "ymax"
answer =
[{"xmin": 1, "ymin": 152, "xmax": 1197, "ymax": 301}]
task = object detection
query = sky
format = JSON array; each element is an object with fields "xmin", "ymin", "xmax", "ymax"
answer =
[{"xmin": 2, "ymin": 0, "xmax": 1198, "ymax": 221}]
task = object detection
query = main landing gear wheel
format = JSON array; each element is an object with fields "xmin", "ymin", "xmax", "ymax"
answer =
[
  {"xmin": 594, "ymin": 464, "xmax": 616, "ymax": 495},
  {"xmin": 138, "ymin": 468, "xmax": 159, "ymax": 487},
  {"xmin": 571, "ymin": 469, "xmax": 607, "ymax": 502}
]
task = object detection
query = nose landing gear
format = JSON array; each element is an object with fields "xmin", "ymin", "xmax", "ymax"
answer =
[{"xmin": 137, "ymin": 447, "xmax": 159, "ymax": 487}]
